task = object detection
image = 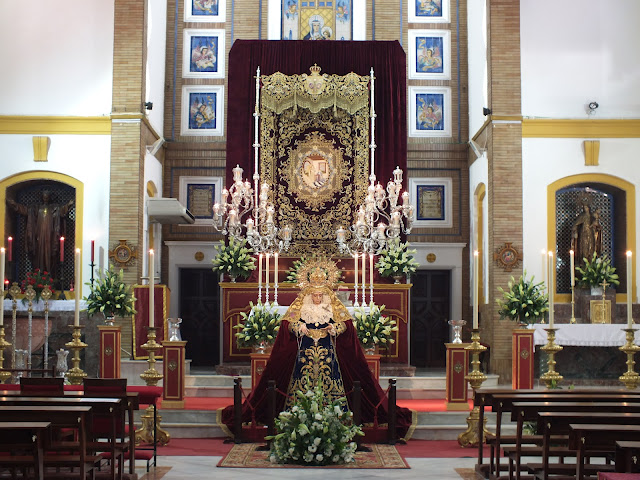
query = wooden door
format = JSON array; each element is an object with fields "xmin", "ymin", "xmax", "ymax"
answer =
[
  {"xmin": 179, "ymin": 268, "xmax": 220, "ymax": 367},
  {"xmin": 410, "ymin": 270, "xmax": 451, "ymax": 368}
]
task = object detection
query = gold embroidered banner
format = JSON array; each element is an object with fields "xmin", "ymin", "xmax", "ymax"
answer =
[{"xmin": 260, "ymin": 65, "xmax": 370, "ymax": 256}]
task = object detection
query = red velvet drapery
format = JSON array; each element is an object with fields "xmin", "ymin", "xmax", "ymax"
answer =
[{"xmin": 225, "ymin": 40, "xmax": 407, "ymax": 189}]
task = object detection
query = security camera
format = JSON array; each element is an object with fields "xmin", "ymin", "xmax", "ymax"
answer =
[
  {"xmin": 144, "ymin": 102, "xmax": 154, "ymax": 111},
  {"xmin": 482, "ymin": 107, "xmax": 492, "ymax": 116},
  {"xmin": 587, "ymin": 101, "xmax": 598, "ymax": 115}
]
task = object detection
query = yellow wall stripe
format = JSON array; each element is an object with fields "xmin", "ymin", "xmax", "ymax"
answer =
[
  {"xmin": 523, "ymin": 119, "xmax": 640, "ymax": 138},
  {"xmin": 0, "ymin": 116, "xmax": 111, "ymax": 135}
]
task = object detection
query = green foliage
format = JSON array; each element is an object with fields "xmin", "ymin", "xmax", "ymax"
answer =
[
  {"xmin": 375, "ymin": 239, "xmax": 419, "ymax": 278},
  {"xmin": 353, "ymin": 303, "xmax": 398, "ymax": 346},
  {"xmin": 285, "ymin": 255, "xmax": 310, "ymax": 283},
  {"xmin": 575, "ymin": 252, "xmax": 620, "ymax": 288},
  {"xmin": 496, "ymin": 272, "xmax": 548, "ymax": 325},
  {"xmin": 234, "ymin": 301, "xmax": 281, "ymax": 348},
  {"xmin": 211, "ymin": 237, "xmax": 256, "ymax": 280},
  {"xmin": 267, "ymin": 378, "xmax": 363, "ymax": 465},
  {"xmin": 84, "ymin": 265, "xmax": 136, "ymax": 318}
]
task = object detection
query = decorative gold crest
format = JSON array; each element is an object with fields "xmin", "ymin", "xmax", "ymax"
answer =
[
  {"xmin": 303, "ymin": 64, "xmax": 327, "ymax": 96},
  {"xmin": 493, "ymin": 242, "xmax": 523, "ymax": 272},
  {"xmin": 109, "ymin": 239, "xmax": 137, "ymax": 268}
]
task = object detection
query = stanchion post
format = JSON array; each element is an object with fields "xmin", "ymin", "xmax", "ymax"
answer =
[
  {"xmin": 388, "ymin": 378, "xmax": 397, "ymax": 445},
  {"xmin": 234, "ymin": 377, "xmax": 242, "ymax": 444}
]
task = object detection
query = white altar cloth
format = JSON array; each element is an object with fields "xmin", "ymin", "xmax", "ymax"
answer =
[
  {"xmin": 531, "ymin": 323, "xmax": 640, "ymax": 347},
  {"xmin": 2, "ymin": 299, "xmax": 87, "ymax": 313},
  {"xmin": 254, "ymin": 304, "xmax": 368, "ymax": 318}
]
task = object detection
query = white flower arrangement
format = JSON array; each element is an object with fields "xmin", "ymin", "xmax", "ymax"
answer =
[
  {"xmin": 376, "ymin": 239, "xmax": 419, "ymax": 279},
  {"xmin": 211, "ymin": 237, "xmax": 256, "ymax": 280},
  {"xmin": 234, "ymin": 301, "xmax": 281, "ymax": 348},
  {"xmin": 84, "ymin": 264, "xmax": 136, "ymax": 318},
  {"xmin": 353, "ymin": 303, "xmax": 398, "ymax": 346},
  {"xmin": 267, "ymin": 379, "xmax": 363, "ymax": 466}
]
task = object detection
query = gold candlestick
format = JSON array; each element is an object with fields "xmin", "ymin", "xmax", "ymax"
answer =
[
  {"xmin": 570, "ymin": 285, "xmax": 576, "ymax": 324},
  {"xmin": 0, "ymin": 327, "xmax": 11, "ymax": 384},
  {"xmin": 140, "ymin": 326, "xmax": 163, "ymax": 386},
  {"xmin": 458, "ymin": 328, "xmax": 489, "ymax": 447},
  {"xmin": 540, "ymin": 327, "xmax": 563, "ymax": 388},
  {"xmin": 65, "ymin": 325, "xmax": 88, "ymax": 385},
  {"xmin": 619, "ymin": 328, "xmax": 640, "ymax": 390}
]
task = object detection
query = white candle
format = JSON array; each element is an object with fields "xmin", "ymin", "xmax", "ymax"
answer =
[
  {"xmin": 473, "ymin": 251, "xmax": 479, "ymax": 329},
  {"xmin": 274, "ymin": 253, "xmax": 279, "ymax": 287},
  {"xmin": 265, "ymin": 253, "xmax": 270, "ymax": 300},
  {"xmin": 149, "ymin": 249, "xmax": 154, "ymax": 328},
  {"xmin": 369, "ymin": 253, "xmax": 374, "ymax": 288},
  {"xmin": 362, "ymin": 253, "xmax": 366, "ymax": 297},
  {"xmin": 0, "ymin": 248, "xmax": 4, "ymax": 327},
  {"xmin": 627, "ymin": 251, "xmax": 633, "ymax": 328},
  {"xmin": 74, "ymin": 248, "xmax": 81, "ymax": 326},
  {"xmin": 257, "ymin": 253, "xmax": 263, "ymax": 303},
  {"xmin": 570, "ymin": 250, "xmax": 575, "ymax": 287},
  {"xmin": 548, "ymin": 251, "xmax": 554, "ymax": 328},
  {"xmin": 354, "ymin": 253, "xmax": 358, "ymax": 303}
]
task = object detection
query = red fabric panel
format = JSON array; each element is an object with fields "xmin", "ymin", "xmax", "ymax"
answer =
[
  {"xmin": 221, "ymin": 319, "xmax": 413, "ymax": 440},
  {"xmin": 226, "ymin": 40, "xmax": 407, "ymax": 199}
]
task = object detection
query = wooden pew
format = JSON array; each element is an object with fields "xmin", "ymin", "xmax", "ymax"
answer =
[
  {"xmin": 0, "ymin": 421, "xmax": 51, "ymax": 480},
  {"xmin": 569, "ymin": 424, "xmax": 640, "ymax": 480},
  {"xmin": 507, "ymin": 402, "xmax": 640, "ymax": 479},
  {"xmin": 474, "ymin": 390, "xmax": 640, "ymax": 479},
  {"xmin": 615, "ymin": 441, "xmax": 640, "ymax": 473},
  {"xmin": 0, "ymin": 395, "xmax": 123, "ymax": 479}
]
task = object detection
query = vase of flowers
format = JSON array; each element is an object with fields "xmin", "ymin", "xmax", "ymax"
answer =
[
  {"xmin": 376, "ymin": 239, "xmax": 419, "ymax": 282},
  {"xmin": 211, "ymin": 238, "xmax": 256, "ymax": 282},
  {"xmin": 496, "ymin": 272, "xmax": 549, "ymax": 326},
  {"xmin": 575, "ymin": 252, "xmax": 620, "ymax": 295},
  {"xmin": 267, "ymin": 379, "xmax": 363, "ymax": 465},
  {"xmin": 234, "ymin": 301, "xmax": 281, "ymax": 350},
  {"xmin": 84, "ymin": 265, "xmax": 137, "ymax": 321},
  {"xmin": 20, "ymin": 269, "xmax": 55, "ymax": 305},
  {"xmin": 353, "ymin": 302, "xmax": 398, "ymax": 351}
]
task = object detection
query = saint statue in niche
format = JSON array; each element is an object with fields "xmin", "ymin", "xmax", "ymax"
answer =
[{"xmin": 571, "ymin": 201, "xmax": 603, "ymax": 266}]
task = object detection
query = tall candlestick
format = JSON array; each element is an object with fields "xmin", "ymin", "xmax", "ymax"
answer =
[
  {"xmin": 74, "ymin": 248, "xmax": 81, "ymax": 326},
  {"xmin": 149, "ymin": 249, "xmax": 154, "ymax": 328},
  {"xmin": 473, "ymin": 251, "xmax": 479, "ymax": 329},
  {"xmin": 548, "ymin": 251, "xmax": 554, "ymax": 328},
  {"xmin": 0, "ymin": 248, "xmax": 4, "ymax": 327},
  {"xmin": 570, "ymin": 250, "xmax": 575, "ymax": 287},
  {"xmin": 627, "ymin": 251, "xmax": 633, "ymax": 328},
  {"xmin": 354, "ymin": 253, "xmax": 359, "ymax": 306},
  {"xmin": 274, "ymin": 253, "xmax": 279, "ymax": 286},
  {"xmin": 7, "ymin": 237, "xmax": 12, "ymax": 262},
  {"xmin": 369, "ymin": 253, "xmax": 374, "ymax": 289},
  {"xmin": 90, "ymin": 240, "xmax": 95, "ymax": 263}
]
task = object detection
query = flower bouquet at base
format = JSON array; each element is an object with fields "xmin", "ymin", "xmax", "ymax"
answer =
[
  {"xmin": 375, "ymin": 239, "xmax": 419, "ymax": 281},
  {"xmin": 496, "ymin": 271, "xmax": 548, "ymax": 325},
  {"xmin": 84, "ymin": 264, "xmax": 136, "ymax": 318},
  {"xmin": 267, "ymin": 378, "xmax": 363, "ymax": 466},
  {"xmin": 353, "ymin": 302, "xmax": 398, "ymax": 348},
  {"xmin": 20, "ymin": 268, "xmax": 55, "ymax": 304},
  {"xmin": 211, "ymin": 237, "xmax": 256, "ymax": 281},
  {"xmin": 234, "ymin": 301, "xmax": 281, "ymax": 350}
]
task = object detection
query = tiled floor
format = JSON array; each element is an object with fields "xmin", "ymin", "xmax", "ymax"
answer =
[{"xmin": 138, "ymin": 456, "xmax": 477, "ymax": 479}]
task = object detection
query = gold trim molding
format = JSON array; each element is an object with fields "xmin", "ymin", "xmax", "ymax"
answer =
[
  {"xmin": 0, "ymin": 116, "xmax": 111, "ymax": 135},
  {"xmin": 523, "ymin": 119, "xmax": 640, "ymax": 138}
]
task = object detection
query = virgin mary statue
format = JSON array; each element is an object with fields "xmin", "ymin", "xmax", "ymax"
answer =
[{"xmin": 220, "ymin": 258, "xmax": 414, "ymax": 441}]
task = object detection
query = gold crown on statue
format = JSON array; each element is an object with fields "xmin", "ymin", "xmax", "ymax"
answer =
[{"xmin": 297, "ymin": 257, "xmax": 341, "ymax": 290}]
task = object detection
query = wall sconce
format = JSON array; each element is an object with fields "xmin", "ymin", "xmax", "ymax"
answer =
[
  {"xmin": 587, "ymin": 101, "xmax": 598, "ymax": 116},
  {"xmin": 482, "ymin": 107, "xmax": 492, "ymax": 116},
  {"xmin": 144, "ymin": 102, "xmax": 154, "ymax": 111}
]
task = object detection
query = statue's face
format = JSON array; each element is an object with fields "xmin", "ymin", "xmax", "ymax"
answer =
[
  {"xmin": 311, "ymin": 291, "xmax": 324, "ymax": 305},
  {"xmin": 42, "ymin": 191, "xmax": 50, "ymax": 203}
]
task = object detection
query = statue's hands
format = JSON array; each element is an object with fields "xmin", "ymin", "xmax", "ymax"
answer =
[
  {"xmin": 325, "ymin": 324, "xmax": 337, "ymax": 336},
  {"xmin": 298, "ymin": 323, "xmax": 309, "ymax": 336}
]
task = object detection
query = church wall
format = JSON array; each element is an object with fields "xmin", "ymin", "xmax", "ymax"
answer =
[
  {"xmin": 520, "ymin": 0, "xmax": 640, "ymax": 119},
  {"xmin": 467, "ymin": 0, "xmax": 488, "ymax": 137},
  {"xmin": 145, "ymin": 0, "xmax": 168, "ymax": 133}
]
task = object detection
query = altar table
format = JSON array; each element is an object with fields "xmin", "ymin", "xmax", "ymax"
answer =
[{"xmin": 531, "ymin": 324, "xmax": 640, "ymax": 347}]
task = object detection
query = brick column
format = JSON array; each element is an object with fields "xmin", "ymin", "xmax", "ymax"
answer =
[{"xmin": 485, "ymin": 0, "xmax": 524, "ymax": 382}]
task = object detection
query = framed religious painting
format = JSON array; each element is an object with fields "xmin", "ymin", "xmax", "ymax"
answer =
[
  {"xmin": 408, "ymin": 86, "xmax": 451, "ymax": 137},
  {"xmin": 408, "ymin": 0, "xmax": 450, "ymax": 23},
  {"xmin": 181, "ymin": 85, "xmax": 224, "ymax": 136},
  {"xmin": 409, "ymin": 177, "xmax": 452, "ymax": 228},
  {"xmin": 281, "ymin": 0, "xmax": 353, "ymax": 40},
  {"xmin": 184, "ymin": 0, "xmax": 226, "ymax": 22},
  {"xmin": 179, "ymin": 176, "xmax": 222, "ymax": 224},
  {"xmin": 182, "ymin": 29, "xmax": 225, "ymax": 79},
  {"xmin": 408, "ymin": 29, "xmax": 450, "ymax": 80}
]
